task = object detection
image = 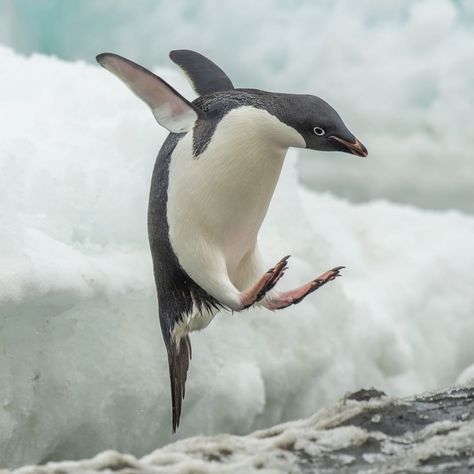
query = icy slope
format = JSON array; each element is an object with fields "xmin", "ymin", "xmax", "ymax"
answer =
[
  {"xmin": 0, "ymin": 47, "xmax": 474, "ymax": 468},
  {"xmin": 4, "ymin": 384, "xmax": 474, "ymax": 474}
]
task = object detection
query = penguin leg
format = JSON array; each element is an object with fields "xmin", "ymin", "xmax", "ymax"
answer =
[
  {"xmin": 263, "ymin": 266, "xmax": 344, "ymax": 310},
  {"xmin": 239, "ymin": 255, "xmax": 289, "ymax": 309},
  {"xmin": 181, "ymin": 249, "xmax": 287, "ymax": 311}
]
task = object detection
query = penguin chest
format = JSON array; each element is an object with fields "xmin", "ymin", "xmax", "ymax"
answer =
[{"xmin": 167, "ymin": 107, "xmax": 297, "ymax": 269}]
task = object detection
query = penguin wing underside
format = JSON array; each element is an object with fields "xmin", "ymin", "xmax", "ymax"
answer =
[
  {"xmin": 96, "ymin": 53, "xmax": 202, "ymax": 133},
  {"xmin": 169, "ymin": 49, "xmax": 234, "ymax": 96}
]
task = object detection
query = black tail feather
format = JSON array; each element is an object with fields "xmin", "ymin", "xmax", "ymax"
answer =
[{"xmin": 168, "ymin": 335, "xmax": 192, "ymax": 432}]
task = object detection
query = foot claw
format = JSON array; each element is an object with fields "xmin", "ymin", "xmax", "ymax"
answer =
[
  {"xmin": 265, "ymin": 264, "xmax": 345, "ymax": 310},
  {"xmin": 311, "ymin": 266, "xmax": 344, "ymax": 288},
  {"xmin": 256, "ymin": 267, "xmax": 285, "ymax": 301},
  {"xmin": 246, "ymin": 256, "xmax": 290, "ymax": 307},
  {"xmin": 266, "ymin": 257, "xmax": 288, "ymax": 273}
]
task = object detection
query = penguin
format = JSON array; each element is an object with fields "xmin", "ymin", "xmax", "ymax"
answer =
[{"xmin": 96, "ymin": 50, "xmax": 368, "ymax": 432}]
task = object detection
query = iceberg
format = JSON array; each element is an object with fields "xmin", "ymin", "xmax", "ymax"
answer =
[
  {"xmin": 0, "ymin": 46, "xmax": 473, "ymax": 468},
  {"xmin": 1, "ymin": 0, "xmax": 474, "ymax": 212}
]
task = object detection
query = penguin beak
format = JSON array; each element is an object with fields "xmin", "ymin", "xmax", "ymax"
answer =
[{"xmin": 330, "ymin": 136, "xmax": 368, "ymax": 157}]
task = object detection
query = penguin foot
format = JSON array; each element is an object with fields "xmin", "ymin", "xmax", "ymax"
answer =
[
  {"xmin": 265, "ymin": 266, "xmax": 344, "ymax": 310},
  {"xmin": 240, "ymin": 255, "xmax": 290, "ymax": 309}
]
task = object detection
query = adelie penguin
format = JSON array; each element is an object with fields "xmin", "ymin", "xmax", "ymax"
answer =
[{"xmin": 96, "ymin": 50, "xmax": 368, "ymax": 432}]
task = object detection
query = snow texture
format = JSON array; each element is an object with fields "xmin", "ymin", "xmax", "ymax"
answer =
[
  {"xmin": 3, "ymin": 384, "xmax": 474, "ymax": 473},
  {"xmin": 1, "ymin": 0, "xmax": 474, "ymax": 212},
  {"xmin": 0, "ymin": 46, "xmax": 474, "ymax": 468}
]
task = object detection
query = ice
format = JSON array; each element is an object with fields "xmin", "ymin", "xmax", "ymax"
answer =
[
  {"xmin": 1, "ymin": 46, "xmax": 474, "ymax": 468},
  {"xmin": 1, "ymin": 0, "xmax": 474, "ymax": 212},
  {"xmin": 6, "ymin": 386, "xmax": 474, "ymax": 473},
  {"xmin": 456, "ymin": 364, "xmax": 474, "ymax": 385}
]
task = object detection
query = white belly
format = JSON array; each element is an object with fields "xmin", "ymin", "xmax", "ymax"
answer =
[{"xmin": 167, "ymin": 106, "xmax": 304, "ymax": 293}]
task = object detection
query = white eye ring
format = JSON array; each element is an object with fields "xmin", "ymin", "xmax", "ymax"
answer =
[{"xmin": 313, "ymin": 126, "xmax": 325, "ymax": 136}]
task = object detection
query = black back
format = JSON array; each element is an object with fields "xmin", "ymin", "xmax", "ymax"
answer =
[{"xmin": 148, "ymin": 133, "xmax": 223, "ymax": 431}]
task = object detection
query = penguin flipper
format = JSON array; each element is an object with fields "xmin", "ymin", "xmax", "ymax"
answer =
[
  {"xmin": 168, "ymin": 335, "xmax": 192, "ymax": 432},
  {"xmin": 96, "ymin": 53, "xmax": 202, "ymax": 133},
  {"xmin": 169, "ymin": 50, "xmax": 234, "ymax": 96}
]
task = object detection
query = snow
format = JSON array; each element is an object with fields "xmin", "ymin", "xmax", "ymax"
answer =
[
  {"xmin": 2, "ymin": 0, "xmax": 474, "ymax": 212},
  {"xmin": 1, "ymin": 45, "xmax": 474, "ymax": 468},
  {"xmin": 456, "ymin": 365, "xmax": 474, "ymax": 385},
  {"xmin": 5, "ymin": 386, "xmax": 474, "ymax": 473}
]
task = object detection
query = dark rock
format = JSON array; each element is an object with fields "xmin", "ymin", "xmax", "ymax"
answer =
[
  {"xmin": 4, "ymin": 384, "xmax": 474, "ymax": 474},
  {"xmin": 346, "ymin": 388, "xmax": 387, "ymax": 401}
]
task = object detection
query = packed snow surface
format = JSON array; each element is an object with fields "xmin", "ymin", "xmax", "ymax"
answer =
[
  {"xmin": 2, "ymin": 0, "xmax": 474, "ymax": 212},
  {"xmin": 0, "ymin": 46, "xmax": 474, "ymax": 468},
  {"xmin": 4, "ymin": 385, "xmax": 474, "ymax": 473}
]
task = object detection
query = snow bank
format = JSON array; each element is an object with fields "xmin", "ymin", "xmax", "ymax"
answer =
[
  {"xmin": 2, "ymin": 0, "xmax": 474, "ymax": 212},
  {"xmin": 0, "ymin": 47, "xmax": 473, "ymax": 468},
  {"xmin": 5, "ymin": 384, "xmax": 474, "ymax": 473}
]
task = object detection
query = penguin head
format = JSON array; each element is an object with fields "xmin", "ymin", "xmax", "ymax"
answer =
[{"xmin": 281, "ymin": 94, "xmax": 368, "ymax": 157}]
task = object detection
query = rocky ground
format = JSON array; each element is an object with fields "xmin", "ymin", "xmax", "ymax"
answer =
[{"xmin": 3, "ymin": 383, "xmax": 474, "ymax": 474}]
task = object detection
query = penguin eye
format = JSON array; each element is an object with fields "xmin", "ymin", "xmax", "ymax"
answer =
[{"xmin": 313, "ymin": 126, "xmax": 326, "ymax": 136}]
